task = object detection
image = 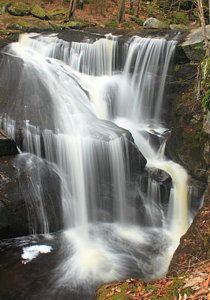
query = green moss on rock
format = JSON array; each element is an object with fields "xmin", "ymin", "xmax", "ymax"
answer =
[
  {"xmin": 47, "ymin": 8, "xmax": 67, "ymax": 20},
  {"xmin": 201, "ymin": 57, "xmax": 210, "ymax": 110},
  {"xmin": 7, "ymin": 2, "xmax": 30, "ymax": 16},
  {"xmin": 31, "ymin": 4, "xmax": 46, "ymax": 20},
  {"xmin": 6, "ymin": 17, "xmax": 51, "ymax": 32},
  {"xmin": 62, "ymin": 21, "xmax": 87, "ymax": 29}
]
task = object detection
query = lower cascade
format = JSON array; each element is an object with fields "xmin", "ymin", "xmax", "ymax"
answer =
[{"xmin": 0, "ymin": 33, "xmax": 193, "ymax": 296}]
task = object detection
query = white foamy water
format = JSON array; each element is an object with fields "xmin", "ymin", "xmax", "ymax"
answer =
[{"xmin": 21, "ymin": 245, "xmax": 52, "ymax": 263}]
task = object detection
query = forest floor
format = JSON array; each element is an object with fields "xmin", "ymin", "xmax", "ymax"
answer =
[
  {"xmin": 97, "ymin": 261, "xmax": 210, "ymax": 300},
  {"xmin": 0, "ymin": 0, "xmax": 200, "ymax": 42}
]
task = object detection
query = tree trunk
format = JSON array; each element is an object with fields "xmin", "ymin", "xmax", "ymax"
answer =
[
  {"xmin": 68, "ymin": 0, "xmax": 77, "ymax": 19},
  {"xmin": 209, "ymin": 0, "xmax": 210, "ymax": 24},
  {"xmin": 118, "ymin": 0, "xmax": 126, "ymax": 23},
  {"xmin": 197, "ymin": 0, "xmax": 210, "ymax": 56}
]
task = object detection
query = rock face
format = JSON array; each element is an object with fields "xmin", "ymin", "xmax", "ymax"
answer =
[
  {"xmin": 0, "ymin": 156, "xmax": 28, "ymax": 239},
  {"xmin": 143, "ymin": 18, "xmax": 168, "ymax": 29},
  {"xmin": 0, "ymin": 155, "xmax": 62, "ymax": 239},
  {"xmin": 181, "ymin": 25, "xmax": 210, "ymax": 61},
  {"xmin": 166, "ymin": 57, "xmax": 209, "ymax": 182},
  {"xmin": 0, "ymin": 129, "xmax": 19, "ymax": 156}
]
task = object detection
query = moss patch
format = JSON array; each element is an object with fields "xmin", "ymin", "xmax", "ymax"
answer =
[
  {"xmin": 201, "ymin": 57, "xmax": 210, "ymax": 110},
  {"xmin": 31, "ymin": 4, "xmax": 46, "ymax": 20},
  {"xmin": 7, "ymin": 2, "xmax": 31, "ymax": 16},
  {"xmin": 47, "ymin": 8, "xmax": 67, "ymax": 21},
  {"xmin": 61, "ymin": 20, "xmax": 87, "ymax": 29},
  {"xmin": 6, "ymin": 16, "xmax": 51, "ymax": 31}
]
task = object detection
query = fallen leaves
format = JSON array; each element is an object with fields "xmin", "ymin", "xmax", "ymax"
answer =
[{"xmin": 98, "ymin": 261, "xmax": 210, "ymax": 300}]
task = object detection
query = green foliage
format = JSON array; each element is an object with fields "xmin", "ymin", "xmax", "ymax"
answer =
[
  {"xmin": 147, "ymin": 3, "xmax": 160, "ymax": 17},
  {"xmin": 130, "ymin": 16, "xmax": 144, "ymax": 26},
  {"xmin": 121, "ymin": 21, "xmax": 133, "ymax": 29},
  {"xmin": 170, "ymin": 11, "xmax": 189, "ymax": 25},
  {"xmin": 201, "ymin": 58, "xmax": 210, "ymax": 110},
  {"xmin": 0, "ymin": 1, "xmax": 11, "ymax": 15},
  {"xmin": 202, "ymin": 89, "xmax": 210, "ymax": 110},
  {"xmin": 105, "ymin": 20, "xmax": 118, "ymax": 29},
  {"xmin": 31, "ymin": 4, "xmax": 46, "ymax": 20},
  {"xmin": 7, "ymin": 2, "xmax": 30, "ymax": 16}
]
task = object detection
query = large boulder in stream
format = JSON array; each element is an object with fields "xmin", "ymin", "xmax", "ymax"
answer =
[{"xmin": 0, "ymin": 155, "xmax": 62, "ymax": 239}]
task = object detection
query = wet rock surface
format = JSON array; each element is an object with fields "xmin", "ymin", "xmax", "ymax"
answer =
[
  {"xmin": 0, "ymin": 129, "xmax": 18, "ymax": 157},
  {"xmin": 0, "ymin": 155, "xmax": 62, "ymax": 239},
  {"xmin": 0, "ymin": 156, "xmax": 28, "ymax": 239},
  {"xmin": 0, "ymin": 234, "xmax": 85, "ymax": 300}
]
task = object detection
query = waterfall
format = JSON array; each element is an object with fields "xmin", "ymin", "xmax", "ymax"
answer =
[{"xmin": 0, "ymin": 33, "xmax": 190, "ymax": 287}]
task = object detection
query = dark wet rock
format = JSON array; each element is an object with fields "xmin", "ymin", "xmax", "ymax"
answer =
[
  {"xmin": 0, "ymin": 155, "xmax": 62, "ymax": 239},
  {"xmin": 0, "ymin": 156, "xmax": 28, "ymax": 239},
  {"xmin": 0, "ymin": 129, "xmax": 18, "ymax": 157},
  {"xmin": 127, "ymin": 138, "xmax": 147, "ymax": 175},
  {"xmin": 0, "ymin": 233, "xmax": 85, "ymax": 300},
  {"xmin": 147, "ymin": 167, "xmax": 172, "ymax": 185}
]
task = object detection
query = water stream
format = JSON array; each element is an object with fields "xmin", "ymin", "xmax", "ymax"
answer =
[{"xmin": 0, "ymin": 33, "xmax": 190, "ymax": 296}]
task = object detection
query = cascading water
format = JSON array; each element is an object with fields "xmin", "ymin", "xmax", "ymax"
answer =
[{"xmin": 0, "ymin": 33, "xmax": 190, "ymax": 294}]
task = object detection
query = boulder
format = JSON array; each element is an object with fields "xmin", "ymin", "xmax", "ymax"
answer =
[
  {"xmin": 181, "ymin": 25, "xmax": 210, "ymax": 61},
  {"xmin": 7, "ymin": 2, "xmax": 31, "ymax": 16},
  {"xmin": 31, "ymin": 4, "xmax": 47, "ymax": 20},
  {"xmin": 143, "ymin": 18, "xmax": 169, "ymax": 29}
]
